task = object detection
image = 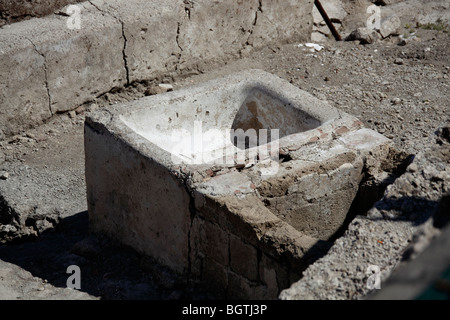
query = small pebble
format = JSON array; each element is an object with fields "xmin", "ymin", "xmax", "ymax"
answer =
[
  {"xmin": 75, "ymin": 105, "xmax": 85, "ymax": 115},
  {"xmin": 68, "ymin": 110, "xmax": 77, "ymax": 119},
  {"xmin": 391, "ymin": 98, "xmax": 402, "ymax": 105}
]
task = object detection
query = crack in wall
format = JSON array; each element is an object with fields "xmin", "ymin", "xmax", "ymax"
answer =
[
  {"xmin": 245, "ymin": 0, "xmax": 263, "ymax": 47},
  {"xmin": 120, "ymin": 21, "xmax": 130, "ymax": 85},
  {"xmin": 88, "ymin": 1, "xmax": 130, "ymax": 85},
  {"xmin": 178, "ymin": 0, "xmax": 193, "ymax": 64},
  {"xmin": 176, "ymin": 22, "xmax": 183, "ymax": 53},
  {"xmin": 182, "ymin": 175, "xmax": 197, "ymax": 284},
  {"xmin": 255, "ymin": 0, "xmax": 263, "ymax": 25},
  {"xmin": 183, "ymin": 0, "xmax": 193, "ymax": 20},
  {"xmin": 175, "ymin": 1, "xmax": 193, "ymax": 73},
  {"xmin": 175, "ymin": 21, "xmax": 184, "ymax": 73},
  {"xmin": 27, "ymin": 38, "xmax": 53, "ymax": 117}
]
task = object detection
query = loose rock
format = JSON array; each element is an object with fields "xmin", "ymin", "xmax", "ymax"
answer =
[
  {"xmin": 75, "ymin": 105, "xmax": 85, "ymax": 115},
  {"xmin": 379, "ymin": 15, "xmax": 401, "ymax": 38},
  {"xmin": 158, "ymin": 84, "xmax": 174, "ymax": 92},
  {"xmin": 391, "ymin": 97, "xmax": 402, "ymax": 105},
  {"xmin": 68, "ymin": 110, "xmax": 77, "ymax": 119},
  {"xmin": 347, "ymin": 28, "xmax": 380, "ymax": 44},
  {"xmin": 145, "ymin": 84, "xmax": 174, "ymax": 96}
]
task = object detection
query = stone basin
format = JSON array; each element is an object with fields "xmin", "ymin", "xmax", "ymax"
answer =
[{"xmin": 84, "ymin": 69, "xmax": 393, "ymax": 299}]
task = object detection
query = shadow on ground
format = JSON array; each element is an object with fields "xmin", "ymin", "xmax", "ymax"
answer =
[
  {"xmin": 0, "ymin": 211, "xmax": 213, "ymax": 300},
  {"xmin": 1, "ymin": 192, "xmax": 447, "ymax": 300}
]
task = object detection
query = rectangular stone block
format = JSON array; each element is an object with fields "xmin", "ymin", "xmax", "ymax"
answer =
[
  {"xmin": 177, "ymin": 0, "xmax": 259, "ymax": 70},
  {"xmin": 227, "ymin": 270, "xmax": 272, "ymax": 300},
  {"xmin": 90, "ymin": 0, "xmax": 184, "ymax": 82},
  {"xmin": 85, "ymin": 119, "xmax": 192, "ymax": 275},
  {"xmin": 37, "ymin": 4, "xmax": 126, "ymax": 114},
  {"xmin": 190, "ymin": 215, "xmax": 229, "ymax": 266},
  {"xmin": 260, "ymin": 153, "xmax": 365, "ymax": 240},
  {"xmin": 249, "ymin": 0, "xmax": 314, "ymax": 48},
  {"xmin": 259, "ymin": 253, "xmax": 287, "ymax": 299},
  {"xmin": 0, "ymin": 34, "xmax": 50, "ymax": 137},
  {"xmin": 230, "ymin": 234, "xmax": 259, "ymax": 282},
  {"xmin": 0, "ymin": 2, "xmax": 125, "ymax": 136},
  {"xmin": 201, "ymin": 257, "xmax": 229, "ymax": 296}
]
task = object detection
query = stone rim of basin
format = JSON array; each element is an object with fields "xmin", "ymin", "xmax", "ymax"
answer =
[{"xmin": 85, "ymin": 69, "xmax": 365, "ymax": 177}]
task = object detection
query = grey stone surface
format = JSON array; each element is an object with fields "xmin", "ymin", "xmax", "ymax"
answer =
[
  {"xmin": 347, "ymin": 27, "xmax": 381, "ymax": 44},
  {"xmin": 0, "ymin": 0, "xmax": 314, "ymax": 137},
  {"xmin": 0, "ymin": 1, "xmax": 125, "ymax": 136},
  {"xmin": 380, "ymin": 0, "xmax": 450, "ymax": 26},
  {"xmin": 177, "ymin": 0, "xmax": 260, "ymax": 72},
  {"xmin": 89, "ymin": 0, "xmax": 183, "ymax": 82},
  {"xmin": 379, "ymin": 14, "xmax": 401, "ymax": 38},
  {"xmin": 249, "ymin": 0, "xmax": 313, "ymax": 48},
  {"xmin": 0, "ymin": 33, "xmax": 51, "ymax": 136},
  {"xmin": 313, "ymin": 0, "xmax": 347, "ymax": 24}
]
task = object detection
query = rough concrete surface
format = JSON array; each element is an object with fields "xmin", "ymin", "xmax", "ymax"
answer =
[
  {"xmin": 0, "ymin": 0, "xmax": 449, "ymax": 300},
  {"xmin": 0, "ymin": 0, "xmax": 314, "ymax": 138},
  {"xmin": 0, "ymin": 1, "xmax": 126, "ymax": 137}
]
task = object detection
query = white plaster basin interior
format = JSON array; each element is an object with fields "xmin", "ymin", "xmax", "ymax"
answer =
[
  {"xmin": 119, "ymin": 69, "xmax": 348, "ymax": 166},
  {"xmin": 231, "ymin": 87, "xmax": 322, "ymax": 149}
]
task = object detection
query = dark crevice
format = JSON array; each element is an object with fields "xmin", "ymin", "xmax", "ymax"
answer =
[
  {"xmin": 175, "ymin": 20, "xmax": 185, "ymax": 73},
  {"xmin": 279, "ymin": 152, "xmax": 293, "ymax": 163},
  {"xmin": 88, "ymin": 1, "xmax": 129, "ymax": 86},
  {"xmin": 120, "ymin": 21, "xmax": 130, "ymax": 86},
  {"xmin": 373, "ymin": 0, "xmax": 387, "ymax": 6},
  {"xmin": 254, "ymin": 0, "xmax": 262, "ymax": 26},
  {"xmin": 242, "ymin": 0, "xmax": 262, "ymax": 48},
  {"xmin": 183, "ymin": 0, "xmax": 193, "ymax": 20},
  {"xmin": 432, "ymin": 193, "xmax": 450, "ymax": 229},
  {"xmin": 182, "ymin": 177, "xmax": 197, "ymax": 286},
  {"xmin": 176, "ymin": 22, "xmax": 183, "ymax": 52},
  {"xmin": 275, "ymin": 152, "xmax": 415, "ymax": 290}
]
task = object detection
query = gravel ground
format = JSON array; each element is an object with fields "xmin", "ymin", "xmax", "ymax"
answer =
[{"xmin": 0, "ymin": 1, "xmax": 449, "ymax": 300}]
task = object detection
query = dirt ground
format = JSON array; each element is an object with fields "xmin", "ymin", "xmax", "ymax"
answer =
[{"xmin": 0, "ymin": 1, "xmax": 449, "ymax": 300}]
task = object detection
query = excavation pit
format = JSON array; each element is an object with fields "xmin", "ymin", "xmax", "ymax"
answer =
[{"xmin": 85, "ymin": 70, "xmax": 395, "ymax": 299}]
